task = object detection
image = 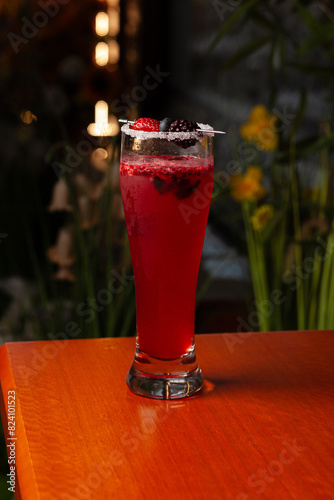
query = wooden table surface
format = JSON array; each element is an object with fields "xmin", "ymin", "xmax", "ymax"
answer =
[{"xmin": 0, "ymin": 331, "xmax": 334, "ymax": 500}]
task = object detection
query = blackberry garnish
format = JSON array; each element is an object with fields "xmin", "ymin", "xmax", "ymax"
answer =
[
  {"xmin": 153, "ymin": 174, "xmax": 201, "ymax": 199},
  {"xmin": 169, "ymin": 119, "xmax": 200, "ymax": 148},
  {"xmin": 153, "ymin": 176, "xmax": 176, "ymax": 194},
  {"xmin": 153, "ymin": 176, "xmax": 169, "ymax": 194},
  {"xmin": 176, "ymin": 179, "xmax": 201, "ymax": 199},
  {"xmin": 169, "ymin": 119, "xmax": 198, "ymax": 132}
]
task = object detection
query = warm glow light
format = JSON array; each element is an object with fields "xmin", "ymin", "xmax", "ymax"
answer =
[
  {"xmin": 95, "ymin": 100, "xmax": 108, "ymax": 124},
  {"xmin": 126, "ymin": 48, "xmax": 138, "ymax": 64},
  {"xmin": 108, "ymin": 40, "xmax": 120, "ymax": 64},
  {"xmin": 106, "ymin": 0, "xmax": 119, "ymax": 6},
  {"xmin": 97, "ymin": 147, "xmax": 108, "ymax": 160},
  {"xmin": 95, "ymin": 42, "xmax": 109, "ymax": 66},
  {"xmin": 91, "ymin": 148, "xmax": 109, "ymax": 172},
  {"xmin": 125, "ymin": 1, "xmax": 141, "ymax": 36},
  {"xmin": 108, "ymin": 114, "xmax": 120, "ymax": 135},
  {"xmin": 108, "ymin": 7, "xmax": 120, "ymax": 36},
  {"xmin": 87, "ymin": 102, "xmax": 120, "ymax": 137},
  {"xmin": 95, "ymin": 12, "xmax": 109, "ymax": 36},
  {"xmin": 20, "ymin": 110, "xmax": 37, "ymax": 124}
]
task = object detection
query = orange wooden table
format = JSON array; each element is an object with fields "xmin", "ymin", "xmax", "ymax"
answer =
[{"xmin": 0, "ymin": 331, "xmax": 334, "ymax": 500}]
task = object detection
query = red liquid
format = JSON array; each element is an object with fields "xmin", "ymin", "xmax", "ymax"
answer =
[{"xmin": 120, "ymin": 154, "xmax": 214, "ymax": 359}]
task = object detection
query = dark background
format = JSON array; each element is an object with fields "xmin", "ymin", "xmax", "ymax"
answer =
[{"xmin": 0, "ymin": 0, "xmax": 333, "ymax": 338}]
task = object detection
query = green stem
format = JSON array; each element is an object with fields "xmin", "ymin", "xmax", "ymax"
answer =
[
  {"xmin": 22, "ymin": 218, "xmax": 50, "ymax": 339},
  {"xmin": 308, "ymin": 260, "xmax": 322, "ymax": 329},
  {"xmin": 326, "ymin": 249, "xmax": 334, "ymax": 329},
  {"xmin": 290, "ymin": 144, "xmax": 305, "ymax": 330},
  {"xmin": 105, "ymin": 152, "xmax": 117, "ymax": 337},
  {"xmin": 308, "ymin": 144, "xmax": 329, "ymax": 329},
  {"xmin": 271, "ymin": 220, "xmax": 285, "ymax": 330},
  {"xmin": 67, "ymin": 180, "xmax": 100, "ymax": 339},
  {"xmin": 317, "ymin": 227, "xmax": 334, "ymax": 329},
  {"xmin": 243, "ymin": 203, "xmax": 271, "ymax": 331}
]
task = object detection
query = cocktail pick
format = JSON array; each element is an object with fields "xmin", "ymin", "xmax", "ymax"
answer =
[{"xmin": 118, "ymin": 119, "xmax": 226, "ymax": 135}]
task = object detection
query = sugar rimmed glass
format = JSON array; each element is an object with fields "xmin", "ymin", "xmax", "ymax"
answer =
[{"xmin": 120, "ymin": 123, "xmax": 214, "ymax": 399}]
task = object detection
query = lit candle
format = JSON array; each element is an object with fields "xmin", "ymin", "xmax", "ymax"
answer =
[
  {"xmin": 87, "ymin": 101, "xmax": 120, "ymax": 137},
  {"xmin": 95, "ymin": 42, "xmax": 109, "ymax": 66},
  {"xmin": 95, "ymin": 12, "xmax": 109, "ymax": 36}
]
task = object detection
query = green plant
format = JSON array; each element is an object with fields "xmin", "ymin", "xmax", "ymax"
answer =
[
  {"xmin": 210, "ymin": 2, "xmax": 334, "ymax": 330},
  {"xmin": 210, "ymin": 0, "xmax": 334, "ymax": 108},
  {"xmin": 226, "ymin": 105, "xmax": 333, "ymax": 331}
]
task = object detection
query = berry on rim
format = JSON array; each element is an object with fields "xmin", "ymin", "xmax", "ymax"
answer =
[
  {"xmin": 132, "ymin": 118, "xmax": 160, "ymax": 132},
  {"xmin": 159, "ymin": 117, "xmax": 174, "ymax": 132},
  {"xmin": 169, "ymin": 119, "xmax": 199, "ymax": 133},
  {"xmin": 169, "ymin": 119, "xmax": 201, "ymax": 148}
]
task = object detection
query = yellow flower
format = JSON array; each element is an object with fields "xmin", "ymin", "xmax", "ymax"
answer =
[
  {"xmin": 240, "ymin": 105, "xmax": 278, "ymax": 151},
  {"xmin": 245, "ymin": 166, "xmax": 263, "ymax": 181},
  {"xmin": 230, "ymin": 166, "xmax": 267, "ymax": 203},
  {"xmin": 251, "ymin": 204, "xmax": 274, "ymax": 231}
]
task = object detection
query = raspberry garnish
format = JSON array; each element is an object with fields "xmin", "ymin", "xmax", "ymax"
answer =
[{"xmin": 132, "ymin": 118, "xmax": 160, "ymax": 132}]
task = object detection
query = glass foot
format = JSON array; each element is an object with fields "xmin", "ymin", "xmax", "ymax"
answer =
[{"xmin": 126, "ymin": 344, "xmax": 203, "ymax": 399}]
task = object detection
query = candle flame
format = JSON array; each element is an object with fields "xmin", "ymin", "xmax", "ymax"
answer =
[
  {"xmin": 95, "ymin": 42, "xmax": 109, "ymax": 66},
  {"xmin": 87, "ymin": 102, "xmax": 120, "ymax": 137},
  {"xmin": 95, "ymin": 12, "xmax": 109, "ymax": 36}
]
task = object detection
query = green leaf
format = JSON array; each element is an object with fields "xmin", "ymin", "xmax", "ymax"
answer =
[
  {"xmin": 289, "ymin": 88, "xmax": 307, "ymax": 139},
  {"xmin": 297, "ymin": 22, "xmax": 334, "ymax": 56},
  {"xmin": 275, "ymin": 132, "xmax": 334, "ymax": 162},
  {"xmin": 208, "ymin": 0, "xmax": 263, "ymax": 52},
  {"xmin": 286, "ymin": 61, "xmax": 334, "ymax": 81},
  {"xmin": 294, "ymin": 2, "xmax": 321, "ymax": 33},
  {"xmin": 0, "ymin": 475, "xmax": 15, "ymax": 500},
  {"xmin": 268, "ymin": 40, "xmax": 279, "ymax": 107},
  {"xmin": 289, "ymin": 133, "xmax": 334, "ymax": 158},
  {"xmin": 260, "ymin": 209, "xmax": 286, "ymax": 244},
  {"xmin": 220, "ymin": 34, "xmax": 271, "ymax": 71},
  {"xmin": 252, "ymin": 9, "xmax": 297, "ymax": 47},
  {"xmin": 251, "ymin": 10, "xmax": 278, "ymax": 32}
]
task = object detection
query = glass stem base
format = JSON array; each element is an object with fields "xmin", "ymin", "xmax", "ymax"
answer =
[{"xmin": 126, "ymin": 343, "xmax": 203, "ymax": 399}]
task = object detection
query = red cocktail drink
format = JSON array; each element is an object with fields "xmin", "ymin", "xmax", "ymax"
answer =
[
  {"xmin": 120, "ymin": 155, "xmax": 213, "ymax": 359},
  {"xmin": 120, "ymin": 122, "xmax": 214, "ymax": 398}
]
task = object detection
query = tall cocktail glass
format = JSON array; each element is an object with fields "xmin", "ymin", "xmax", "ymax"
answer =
[{"xmin": 120, "ymin": 123, "xmax": 214, "ymax": 399}]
